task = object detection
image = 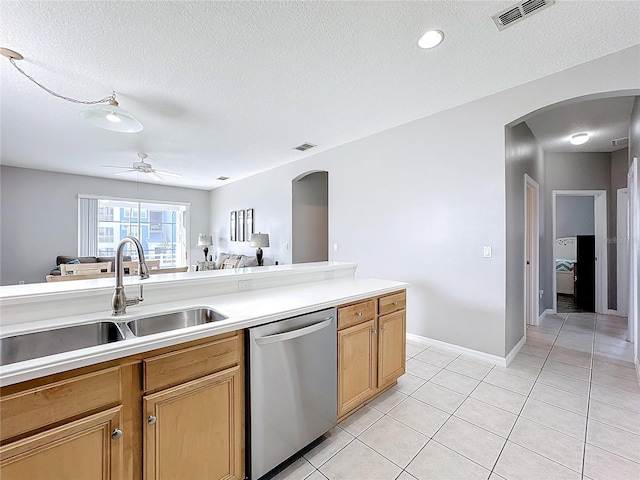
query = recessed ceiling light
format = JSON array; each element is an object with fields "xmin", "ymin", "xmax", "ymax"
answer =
[
  {"xmin": 418, "ymin": 30, "xmax": 444, "ymax": 49},
  {"xmin": 570, "ymin": 132, "xmax": 589, "ymax": 145}
]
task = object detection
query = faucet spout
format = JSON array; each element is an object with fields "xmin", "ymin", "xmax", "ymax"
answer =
[{"xmin": 112, "ymin": 236, "xmax": 149, "ymax": 316}]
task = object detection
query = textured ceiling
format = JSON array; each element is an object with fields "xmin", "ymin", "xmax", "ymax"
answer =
[
  {"xmin": 525, "ymin": 96, "xmax": 636, "ymax": 153},
  {"xmin": 1, "ymin": 1, "xmax": 639, "ymax": 190}
]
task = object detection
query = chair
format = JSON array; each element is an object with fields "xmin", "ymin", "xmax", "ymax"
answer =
[
  {"xmin": 60, "ymin": 262, "xmax": 112, "ymax": 276},
  {"xmin": 121, "ymin": 259, "xmax": 161, "ymax": 275}
]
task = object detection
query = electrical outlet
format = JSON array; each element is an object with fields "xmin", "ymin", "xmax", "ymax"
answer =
[
  {"xmin": 333, "ymin": 243, "xmax": 339, "ymax": 251},
  {"xmin": 283, "ymin": 243, "xmax": 289, "ymax": 250},
  {"xmin": 325, "ymin": 270, "xmax": 334, "ymax": 280},
  {"xmin": 238, "ymin": 279, "xmax": 252, "ymax": 291},
  {"xmin": 539, "ymin": 290, "xmax": 544, "ymax": 299},
  {"xmin": 483, "ymin": 246, "xmax": 492, "ymax": 258}
]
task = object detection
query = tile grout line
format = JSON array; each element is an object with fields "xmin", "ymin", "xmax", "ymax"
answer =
[{"xmin": 580, "ymin": 311, "xmax": 598, "ymax": 478}]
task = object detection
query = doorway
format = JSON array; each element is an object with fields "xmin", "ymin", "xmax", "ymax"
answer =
[
  {"xmin": 291, "ymin": 171, "xmax": 329, "ymax": 264},
  {"xmin": 552, "ymin": 190, "xmax": 607, "ymax": 314}
]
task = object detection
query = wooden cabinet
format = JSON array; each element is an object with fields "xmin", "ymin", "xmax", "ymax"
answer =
[
  {"xmin": 0, "ymin": 331, "xmax": 244, "ymax": 480},
  {"xmin": 337, "ymin": 290, "xmax": 406, "ymax": 420},
  {"xmin": 337, "ymin": 318, "xmax": 377, "ymax": 418},
  {"xmin": 142, "ymin": 334, "xmax": 244, "ymax": 480},
  {"xmin": 1, "ymin": 406, "xmax": 123, "ymax": 480}
]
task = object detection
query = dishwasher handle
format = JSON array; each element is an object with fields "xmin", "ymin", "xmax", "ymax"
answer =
[{"xmin": 254, "ymin": 318, "xmax": 333, "ymax": 345}]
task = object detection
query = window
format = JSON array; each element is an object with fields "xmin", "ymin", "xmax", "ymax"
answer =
[{"xmin": 79, "ymin": 195, "xmax": 190, "ymax": 267}]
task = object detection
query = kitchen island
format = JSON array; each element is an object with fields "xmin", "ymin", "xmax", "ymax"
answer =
[{"xmin": 0, "ymin": 262, "xmax": 407, "ymax": 479}]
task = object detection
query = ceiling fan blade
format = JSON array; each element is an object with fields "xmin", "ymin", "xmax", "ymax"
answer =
[
  {"xmin": 101, "ymin": 164, "xmax": 131, "ymax": 169},
  {"xmin": 154, "ymin": 169, "xmax": 182, "ymax": 178},
  {"xmin": 113, "ymin": 169, "xmax": 136, "ymax": 176},
  {"xmin": 148, "ymin": 171, "xmax": 164, "ymax": 181}
]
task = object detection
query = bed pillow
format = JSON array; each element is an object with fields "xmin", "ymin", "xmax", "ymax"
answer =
[{"xmin": 214, "ymin": 252, "xmax": 231, "ymax": 269}]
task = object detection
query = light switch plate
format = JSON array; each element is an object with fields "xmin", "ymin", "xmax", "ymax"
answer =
[{"xmin": 483, "ymin": 246, "xmax": 492, "ymax": 258}]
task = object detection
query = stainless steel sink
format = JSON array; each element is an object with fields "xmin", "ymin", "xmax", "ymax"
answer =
[
  {"xmin": 126, "ymin": 308, "xmax": 228, "ymax": 337},
  {"xmin": 1, "ymin": 322, "xmax": 126, "ymax": 366}
]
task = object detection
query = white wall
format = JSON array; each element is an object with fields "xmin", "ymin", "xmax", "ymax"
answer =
[
  {"xmin": 628, "ymin": 96, "xmax": 640, "ymax": 368},
  {"xmin": 209, "ymin": 46, "xmax": 640, "ymax": 358},
  {"xmin": 0, "ymin": 166, "xmax": 211, "ymax": 286}
]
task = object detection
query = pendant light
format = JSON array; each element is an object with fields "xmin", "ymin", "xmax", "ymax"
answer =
[{"xmin": 1, "ymin": 47, "xmax": 143, "ymax": 133}]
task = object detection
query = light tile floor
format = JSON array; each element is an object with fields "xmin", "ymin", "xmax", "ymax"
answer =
[{"xmin": 268, "ymin": 312, "xmax": 640, "ymax": 480}]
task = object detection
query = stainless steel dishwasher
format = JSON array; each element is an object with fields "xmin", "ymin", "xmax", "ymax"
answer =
[{"xmin": 247, "ymin": 308, "xmax": 337, "ymax": 479}]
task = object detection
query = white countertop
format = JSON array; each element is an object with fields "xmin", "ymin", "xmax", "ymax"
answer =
[{"xmin": 0, "ymin": 276, "xmax": 407, "ymax": 387}]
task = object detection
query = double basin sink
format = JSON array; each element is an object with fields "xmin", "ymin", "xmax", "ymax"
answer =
[{"xmin": 1, "ymin": 308, "xmax": 228, "ymax": 367}]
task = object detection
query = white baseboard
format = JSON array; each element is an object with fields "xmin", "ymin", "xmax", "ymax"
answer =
[
  {"xmin": 602, "ymin": 309, "xmax": 626, "ymax": 317},
  {"xmin": 538, "ymin": 309, "xmax": 553, "ymax": 323},
  {"xmin": 505, "ymin": 336, "xmax": 526, "ymax": 367},
  {"xmin": 636, "ymin": 357, "xmax": 640, "ymax": 384},
  {"xmin": 406, "ymin": 333, "xmax": 509, "ymax": 367}
]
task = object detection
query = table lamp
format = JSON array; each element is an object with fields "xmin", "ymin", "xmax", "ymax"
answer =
[
  {"xmin": 250, "ymin": 233, "xmax": 270, "ymax": 266},
  {"xmin": 197, "ymin": 233, "xmax": 213, "ymax": 261}
]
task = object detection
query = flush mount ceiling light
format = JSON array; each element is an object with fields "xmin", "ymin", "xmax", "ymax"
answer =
[
  {"xmin": 1, "ymin": 47, "xmax": 143, "ymax": 133},
  {"xmin": 570, "ymin": 132, "xmax": 590, "ymax": 145},
  {"xmin": 418, "ymin": 30, "xmax": 444, "ymax": 49}
]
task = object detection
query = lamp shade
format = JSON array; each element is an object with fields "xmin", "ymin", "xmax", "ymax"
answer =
[
  {"xmin": 250, "ymin": 233, "xmax": 270, "ymax": 248},
  {"xmin": 197, "ymin": 234, "xmax": 213, "ymax": 247},
  {"xmin": 80, "ymin": 102, "xmax": 143, "ymax": 133}
]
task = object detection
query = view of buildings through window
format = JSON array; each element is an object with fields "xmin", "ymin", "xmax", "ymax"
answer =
[{"xmin": 79, "ymin": 196, "xmax": 189, "ymax": 267}]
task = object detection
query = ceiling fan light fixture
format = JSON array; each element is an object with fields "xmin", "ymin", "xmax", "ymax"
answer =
[
  {"xmin": 418, "ymin": 30, "xmax": 444, "ymax": 49},
  {"xmin": 570, "ymin": 132, "xmax": 589, "ymax": 145},
  {"xmin": 80, "ymin": 98, "xmax": 143, "ymax": 133}
]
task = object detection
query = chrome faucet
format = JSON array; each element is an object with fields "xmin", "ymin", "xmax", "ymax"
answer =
[{"xmin": 112, "ymin": 236, "xmax": 150, "ymax": 316}]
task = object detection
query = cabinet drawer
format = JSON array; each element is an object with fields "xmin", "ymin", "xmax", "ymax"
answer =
[
  {"xmin": 338, "ymin": 300, "xmax": 376, "ymax": 330},
  {"xmin": 378, "ymin": 291, "xmax": 406, "ymax": 316},
  {"xmin": 0, "ymin": 366, "xmax": 122, "ymax": 442},
  {"xmin": 143, "ymin": 333, "xmax": 241, "ymax": 392}
]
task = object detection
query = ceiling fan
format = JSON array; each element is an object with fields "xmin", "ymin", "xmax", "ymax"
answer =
[{"xmin": 102, "ymin": 153, "xmax": 182, "ymax": 181}]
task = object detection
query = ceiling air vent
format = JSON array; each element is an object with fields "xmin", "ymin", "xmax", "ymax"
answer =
[
  {"xmin": 293, "ymin": 142, "xmax": 316, "ymax": 152},
  {"xmin": 493, "ymin": 0, "xmax": 555, "ymax": 30},
  {"xmin": 217, "ymin": 176, "xmax": 230, "ymax": 181},
  {"xmin": 612, "ymin": 137, "xmax": 629, "ymax": 147}
]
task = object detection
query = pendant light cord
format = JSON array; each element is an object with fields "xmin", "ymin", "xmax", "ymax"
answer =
[{"xmin": 9, "ymin": 57, "xmax": 115, "ymax": 105}]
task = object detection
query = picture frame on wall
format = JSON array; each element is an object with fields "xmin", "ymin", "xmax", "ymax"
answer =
[
  {"xmin": 230, "ymin": 211, "xmax": 237, "ymax": 241},
  {"xmin": 246, "ymin": 208, "xmax": 254, "ymax": 241},
  {"xmin": 238, "ymin": 209, "xmax": 245, "ymax": 241}
]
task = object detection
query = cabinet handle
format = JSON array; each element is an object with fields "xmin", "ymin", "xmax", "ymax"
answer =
[
  {"xmin": 372, "ymin": 329, "xmax": 377, "ymax": 334},
  {"xmin": 148, "ymin": 415, "xmax": 157, "ymax": 425},
  {"xmin": 393, "ymin": 301, "xmax": 399, "ymax": 305},
  {"xmin": 356, "ymin": 311, "xmax": 363, "ymax": 317},
  {"xmin": 111, "ymin": 428, "xmax": 123, "ymax": 440},
  {"xmin": 381, "ymin": 326, "xmax": 386, "ymax": 331}
]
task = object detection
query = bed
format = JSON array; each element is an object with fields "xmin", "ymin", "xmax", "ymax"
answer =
[{"xmin": 556, "ymin": 237, "xmax": 576, "ymax": 295}]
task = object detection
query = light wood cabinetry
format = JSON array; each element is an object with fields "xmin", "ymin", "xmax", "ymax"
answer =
[
  {"xmin": 337, "ymin": 290, "xmax": 406, "ymax": 420},
  {"xmin": 0, "ymin": 331, "xmax": 244, "ymax": 480},
  {"xmin": 142, "ymin": 334, "xmax": 243, "ymax": 480}
]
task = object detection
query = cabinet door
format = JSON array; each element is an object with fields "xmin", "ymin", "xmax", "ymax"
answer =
[
  {"xmin": 378, "ymin": 310, "xmax": 406, "ymax": 389},
  {"xmin": 338, "ymin": 319, "xmax": 377, "ymax": 418},
  {"xmin": 0, "ymin": 406, "xmax": 123, "ymax": 480},
  {"xmin": 143, "ymin": 366, "xmax": 243, "ymax": 480}
]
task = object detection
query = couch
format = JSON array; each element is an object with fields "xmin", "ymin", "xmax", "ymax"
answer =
[
  {"xmin": 213, "ymin": 252, "xmax": 258, "ymax": 269},
  {"xmin": 49, "ymin": 255, "xmax": 131, "ymax": 276}
]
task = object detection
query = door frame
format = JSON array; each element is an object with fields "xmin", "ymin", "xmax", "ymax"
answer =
[
  {"xmin": 627, "ymin": 158, "xmax": 638, "ymax": 359},
  {"xmin": 617, "ymin": 187, "xmax": 630, "ymax": 320},
  {"xmin": 524, "ymin": 175, "xmax": 540, "ymax": 328},
  {"xmin": 552, "ymin": 190, "xmax": 608, "ymax": 314}
]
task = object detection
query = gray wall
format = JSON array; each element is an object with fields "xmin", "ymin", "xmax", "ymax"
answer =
[
  {"xmin": 292, "ymin": 171, "xmax": 328, "ymax": 263},
  {"xmin": 0, "ymin": 166, "xmax": 211, "ymax": 285},
  {"xmin": 544, "ymin": 153, "xmax": 612, "ymax": 310},
  {"xmin": 556, "ymin": 196, "xmax": 594, "ymax": 238},
  {"xmin": 505, "ymin": 122, "xmax": 545, "ymax": 353},
  {"xmin": 210, "ymin": 46, "xmax": 640, "ymax": 358}
]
